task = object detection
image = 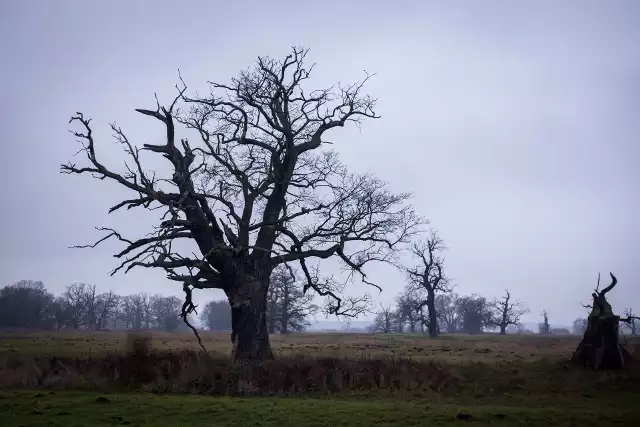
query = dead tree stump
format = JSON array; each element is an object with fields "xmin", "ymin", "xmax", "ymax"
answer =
[{"xmin": 571, "ymin": 273, "xmax": 633, "ymax": 370}]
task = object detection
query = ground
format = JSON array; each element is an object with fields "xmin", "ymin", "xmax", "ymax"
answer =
[{"xmin": 1, "ymin": 330, "xmax": 639, "ymax": 426}]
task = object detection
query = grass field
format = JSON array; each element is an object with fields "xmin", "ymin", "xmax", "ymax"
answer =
[{"xmin": 1, "ymin": 330, "xmax": 639, "ymax": 426}]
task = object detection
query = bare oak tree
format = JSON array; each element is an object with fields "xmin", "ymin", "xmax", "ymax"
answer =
[
  {"xmin": 394, "ymin": 290, "xmax": 423, "ymax": 333},
  {"xmin": 368, "ymin": 303, "xmax": 395, "ymax": 334},
  {"xmin": 267, "ymin": 265, "xmax": 318, "ymax": 333},
  {"xmin": 62, "ymin": 47, "xmax": 420, "ymax": 362},
  {"xmin": 488, "ymin": 290, "xmax": 529, "ymax": 335},
  {"xmin": 60, "ymin": 283, "xmax": 89, "ymax": 330},
  {"xmin": 435, "ymin": 292, "xmax": 461, "ymax": 334},
  {"xmin": 402, "ymin": 230, "xmax": 452, "ymax": 338}
]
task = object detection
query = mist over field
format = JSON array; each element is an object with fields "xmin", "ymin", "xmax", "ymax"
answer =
[{"xmin": 1, "ymin": 1, "xmax": 639, "ymax": 425}]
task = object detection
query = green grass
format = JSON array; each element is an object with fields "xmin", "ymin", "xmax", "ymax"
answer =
[
  {"xmin": 0, "ymin": 329, "xmax": 592, "ymax": 363},
  {"xmin": 3, "ymin": 389, "xmax": 640, "ymax": 427},
  {"xmin": 2, "ymin": 331, "xmax": 639, "ymax": 426}
]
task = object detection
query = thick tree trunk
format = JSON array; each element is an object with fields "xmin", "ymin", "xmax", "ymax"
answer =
[
  {"xmin": 228, "ymin": 275, "xmax": 274, "ymax": 363},
  {"xmin": 572, "ymin": 315, "xmax": 631, "ymax": 369},
  {"xmin": 426, "ymin": 292, "xmax": 438, "ymax": 338},
  {"xmin": 499, "ymin": 324, "xmax": 506, "ymax": 335}
]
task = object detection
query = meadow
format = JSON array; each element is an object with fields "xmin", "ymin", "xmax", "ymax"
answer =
[{"xmin": 1, "ymin": 330, "xmax": 639, "ymax": 426}]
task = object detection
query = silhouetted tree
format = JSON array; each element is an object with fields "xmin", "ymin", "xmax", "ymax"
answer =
[
  {"xmin": 489, "ymin": 290, "xmax": 529, "ymax": 335},
  {"xmin": 457, "ymin": 295, "xmax": 492, "ymax": 334},
  {"xmin": 59, "ymin": 283, "xmax": 90, "ymax": 330},
  {"xmin": 201, "ymin": 299, "xmax": 232, "ymax": 331},
  {"xmin": 572, "ymin": 273, "xmax": 633, "ymax": 369},
  {"xmin": 368, "ymin": 304, "xmax": 396, "ymax": 333},
  {"xmin": 538, "ymin": 310, "xmax": 550, "ymax": 334},
  {"xmin": 267, "ymin": 265, "xmax": 318, "ymax": 333},
  {"xmin": 401, "ymin": 230, "xmax": 452, "ymax": 338},
  {"xmin": 152, "ymin": 295, "xmax": 182, "ymax": 331},
  {"xmin": 435, "ymin": 293, "xmax": 461, "ymax": 333},
  {"xmin": 572, "ymin": 317, "xmax": 588, "ymax": 335},
  {"xmin": 61, "ymin": 47, "xmax": 420, "ymax": 362},
  {"xmin": 394, "ymin": 290, "xmax": 423, "ymax": 333},
  {"xmin": 0, "ymin": 281, "xmax": 56, "ymax": 329}
]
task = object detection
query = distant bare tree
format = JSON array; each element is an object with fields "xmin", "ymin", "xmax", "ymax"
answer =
[
  {"xmin": 121, "ymin": 294, "xmax": 147, "ymax": 329},
  {"xmin": 0, "ymin": 281, "xmax": 56, "ymax": 329},
  {"xmin": 538, "ymin": 310, "xmax": 551, "ymax": 334},
  {"xmin": 394, "ymin": 290, "xmax": 423, "ymax": 333},
  {"xmin": 516, "ymin": 323, "xmax": 534, "ymax": 334},
  {"xmin": 152, "ymin": 295, "xmax": 182, "ymax": 331},
  {"xmin": 141, "ymin": 294, "xmax": 153, "ymax": 329},
  {"xmin": 457, "ymin": 295, "xmax": 492, "ymax": 334},
  {"xmin": 94, "ymin": 291, "xmax": 120, "ymax": 330},
  {"xmin": 60, "ymin": 283, "xmax": 90, "ymax": 330},
  {"xmin": 83, "ymin": 284, "xmax": 101, "ymax": 329},
  {"xmin": 402, "ymin": 230, "xmax": 453, "ymax": 338},
  {"xmin": 368, "ymin": 304, "xmax": 396, "ymax": 334},
  {"xmin": 488, "ymin": 290, "xmax": 529, "ymax": 335},
  {"xmin": 435, "ymin": 293, "xmax": 461, "ymax": 334},
  {"xmin": 119, "ymin": 295, "xmax": 136, "ymax": 329},
  {"xmin": 201, "ymin": 299, "xmax": 232, "ymax": 331},
  {"xmin": 572, "ymin": 317, "xmax": 588, "ymax": 335},
  {"xmin": 61, "ymin": 47, "xmax": 421, "ymax": 362},
  {"xmin": 267, "ymin": 265, "xmax": 318, "ymax": 333}
]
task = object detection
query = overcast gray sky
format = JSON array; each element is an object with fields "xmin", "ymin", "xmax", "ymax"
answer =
[{"xmin": 1, "ymin": 0, "xmax": 638, "ymax": 326}]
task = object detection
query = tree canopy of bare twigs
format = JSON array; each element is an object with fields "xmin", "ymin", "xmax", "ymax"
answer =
[
  {"xmin": 368, "ymin": 303, "xmax": 396, "ymax": 334},
  {"xmin": 621, "ymin": 308, "xmax": 639, "ymax": 336},
  {"xmin": 267, "ymin": 265, "xmax": 319, "ymax": 333},
  {"xmin": 401, "ymin": 230, "xmax": 452, "ymax": 338},
  {"xmin": 488, "ymin": 290, "xmax": 529, "ymax": 335},
  {"xmin": 61, "ymin": 47, "xmax": 421, "ymax": 362}
]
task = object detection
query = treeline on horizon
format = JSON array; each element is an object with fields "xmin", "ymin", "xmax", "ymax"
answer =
[
  {"xmin": 0, "ymin": 265, "xmax": 318, "ymax": 334},
  {"xmin": 1, "ymin": 271, "xmax": 638, "ymax": 337}
]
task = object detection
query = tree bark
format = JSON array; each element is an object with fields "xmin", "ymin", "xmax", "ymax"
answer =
[
  {"xmin": 426, "ymin": 291, "xmax": 438, "ymax": 338},
  {"xmin": 572, "ymin": 315, "xmax": 631, "ymax": 369},
  {"xmin": 228, "ymin": 275, "xmax": 274, "ymax": 363},
  {"xmin": 281, "ymin": 284, "xmax": 290, "ymax": 334},
  {"xmin": 267, "ymin": 286, "xmax": 277, "ymax": 334}
]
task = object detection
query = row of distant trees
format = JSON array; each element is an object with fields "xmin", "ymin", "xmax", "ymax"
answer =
[
  {"xmin": 368, "ymin": 230, "xmax": 639, "ymax": 337},
  {"xmin": 369, "ymin": 291, "xmax": 527, "ymax": 335},
  {"xmin": 0, "ymin": 265, "xmax": 319, "ymax": 333},
  {"xmin": 0, "ymin": 280, "xmax": 190, "ymax": 332},
  {"xmin": 370, "ymin": 291, "xmax": 638, "ymax": 336}
]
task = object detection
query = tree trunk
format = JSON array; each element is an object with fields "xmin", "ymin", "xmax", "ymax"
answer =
[
  {"xmin": 426, "ymin": 291, "xmax": 438, "ymax": 338},
  {"xmin": 572, "ymin": 315, "xmax": 631, "ymax": 369},
  {"xmin": 267, "ymin": 286, "xmax": 278, "ymax": 334},
  {"xmin": 499, "ymin": 324, "xmax": 506, "ymax": 335},
  {"xmin": 281, "ymin": 284, "xmax": 290, "ymax": 334},
  {"xmin": 228, "ymin": 275, "xmax": 274, "ymax": 363}
]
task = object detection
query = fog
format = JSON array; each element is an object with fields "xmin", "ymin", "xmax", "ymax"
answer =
[{"xmin": 1, "ymin": 0, "xmax": 638, "ymax": 326}]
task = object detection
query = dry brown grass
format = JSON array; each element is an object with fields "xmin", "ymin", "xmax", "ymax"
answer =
[
  {"xmin": 0, "ymin": 329, "xmax": 589, "ymax": 363},
  {"xmin": 0, "ymin": 329, "xmax": 638, "ymax": 401}
]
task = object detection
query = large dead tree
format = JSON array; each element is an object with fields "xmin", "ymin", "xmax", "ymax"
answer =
[
  {"xmin": 402, "ymin": 230, "xmax": 452, "ymax": 338},
  {"xmin": 61, "ymin": 47, "xmax": 421, "ymax": 363},
  {"xmin": 488, "ymin": 290, "xmax": 529, "ymax": 335},
  {"xmin": 571, "ymin": 273, "xmax": 635, "ymax": 369}
]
